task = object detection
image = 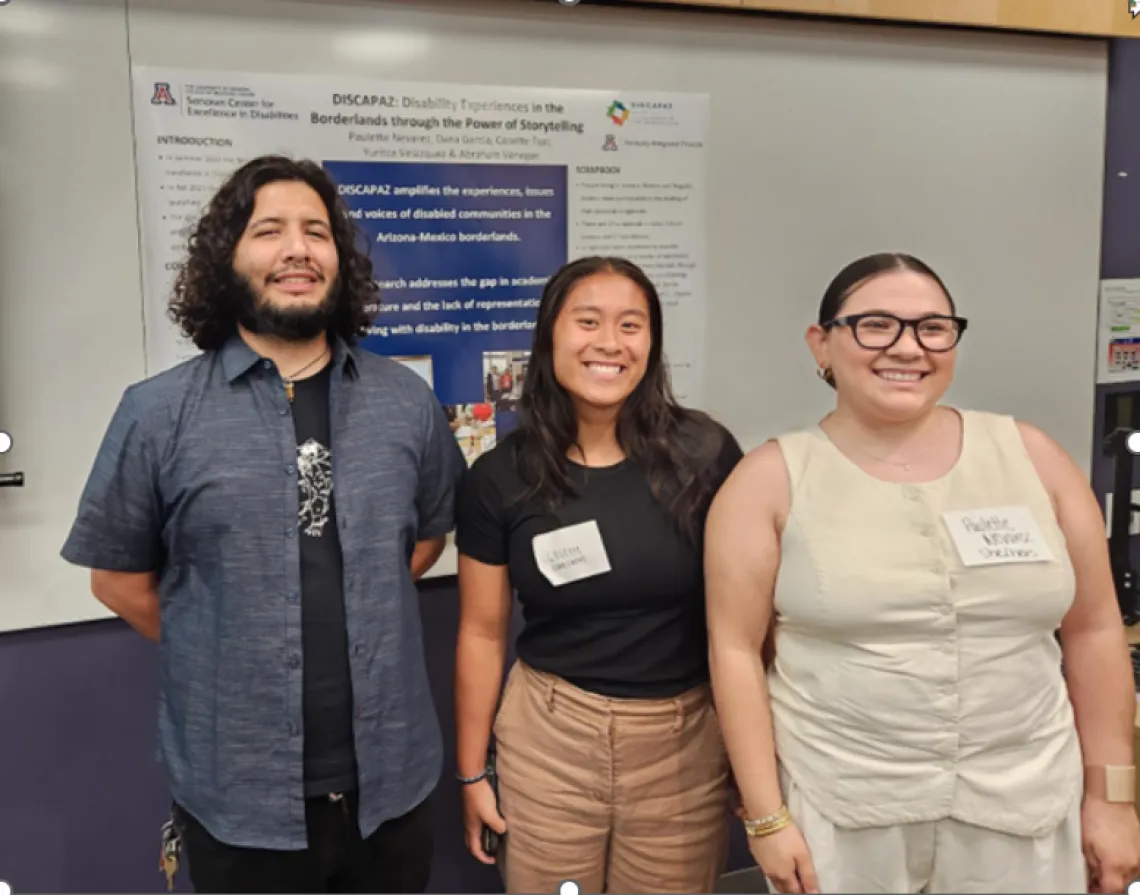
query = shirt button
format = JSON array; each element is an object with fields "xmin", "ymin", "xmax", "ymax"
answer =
[
  {"xmin": 287, "ymin": 654, "xmax": 300, "ymax": 669},
  {"xmin": 286, "ymin": 464, "xmax": 295, "ymax": 475},
  {"xmin": 288, "ymin": 592, "xmax": 299, "ymax": 604},
  {"xmin": 263, "ymin": 359, "xmax": 273, "ymax": 369},
  {"xmin": 353, "ymin": 644, "xmax": 363, "ymax": 657},
  {"xmin": 287, "ymin": 721, "xmax": 299, "ymax": 736},
  {"xmin": 279, "ymin": 407, "xmax": 288, "ymax": 417},
  {"xmin": 285, "ymin": 528, "xmax": 295, "ymax": 539}
]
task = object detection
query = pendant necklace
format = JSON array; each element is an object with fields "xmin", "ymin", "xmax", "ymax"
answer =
[{"xmin": 281, "ymin": 347, "xmax": 329, "ymax": 403}]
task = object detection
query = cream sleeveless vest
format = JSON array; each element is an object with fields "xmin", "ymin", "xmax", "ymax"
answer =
[{"xmin": 769, "ymin": 409, "xmax": 1082, "ymax": 837}]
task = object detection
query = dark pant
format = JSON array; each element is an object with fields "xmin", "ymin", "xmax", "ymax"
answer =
[{"xmin": 175, "ymin": 791, "xmax": 433, "ymax": 893}]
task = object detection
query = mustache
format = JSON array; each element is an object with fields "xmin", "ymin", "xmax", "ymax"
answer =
[
  {"xmin": 266, "ymin": 264, "xmax": 326, "ymax": 284},
  {"xmin": 229, "ymin": 266, "xmax": 338, "ymax": 343}
]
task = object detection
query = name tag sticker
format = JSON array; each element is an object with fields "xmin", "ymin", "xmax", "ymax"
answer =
[
  {"xmin": 532, "ymin": 520, "xmax": 612, "ymax": 587},
  {"xmin": 941, "ymin": 506, "xmax": 1055, "ymax": 567}
]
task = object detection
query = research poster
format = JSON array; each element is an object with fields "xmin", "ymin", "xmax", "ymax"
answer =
[
  {"xmin": 1097, "ymin": 279, "xmax": 1140, "ymax": 385},
  {"xmin": 130, "ymin": 66, "xmax": 709, "ymax": 464}
]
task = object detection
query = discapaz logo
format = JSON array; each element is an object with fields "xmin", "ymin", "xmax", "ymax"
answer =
[
  {"xmin": 606, "ymin": 100, "xmax": 629, "ymax": 126},
  {"xmin": 1131, "ymin": 0, "xmax": 1140, "ymax": 18}
]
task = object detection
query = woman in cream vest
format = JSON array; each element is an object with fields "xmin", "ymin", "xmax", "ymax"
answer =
[{"xmin": 705, "ymin": 252, "xmax": 1140, "ymax": 894}]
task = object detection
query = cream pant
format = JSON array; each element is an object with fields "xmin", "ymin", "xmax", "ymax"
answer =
[{"xmin": 773, "ymin": 770, "xmax": 1086, "ymax": 894}]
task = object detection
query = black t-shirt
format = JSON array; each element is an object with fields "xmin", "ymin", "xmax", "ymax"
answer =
[
  {"xmin": 291, "ymin": 363, "xmax": 358, "ymax": 796},
  {"xmin": 455, "ymin": 420, "xmax": 743, "ymax": 698}
]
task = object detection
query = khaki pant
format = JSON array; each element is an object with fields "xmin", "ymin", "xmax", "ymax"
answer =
[
  {"xmin": 492, "ymin": 660, "xmax": 731, "ymax": 894},
  {"xmin": 778, "ymin": 768, "xmax": 1087, "ymax": 893}
]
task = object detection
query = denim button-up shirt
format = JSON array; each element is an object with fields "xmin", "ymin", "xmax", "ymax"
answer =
[{"xmin": 61, "ymin": 334, "xmax": 466, "ymax": 849}]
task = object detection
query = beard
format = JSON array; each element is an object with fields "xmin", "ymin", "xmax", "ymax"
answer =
[{"xmin": 227, "ymin": 266, "xmax": 338, "ymax": 342}]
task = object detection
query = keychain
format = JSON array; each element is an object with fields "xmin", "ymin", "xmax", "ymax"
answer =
[{"xmin": 159, "ymin": 815, "xmax": 182, "ymax": 892}]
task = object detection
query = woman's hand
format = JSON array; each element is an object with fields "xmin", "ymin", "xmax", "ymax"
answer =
[
  {"xmin": 462, "ymin": 778, "xmax": 507, "ymax": 865},
  {"xmin": 748, "ymin": 824, "xmax": 820, "ymax": 894},
  {"xmin": 1082, "ymin": 797, "xmax": 1140, "ymax": 893}
]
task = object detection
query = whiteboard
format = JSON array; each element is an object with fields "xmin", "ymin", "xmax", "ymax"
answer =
[{"xmin": 0, "ymin": 0, "xmax": 1108, "ymax": 632}]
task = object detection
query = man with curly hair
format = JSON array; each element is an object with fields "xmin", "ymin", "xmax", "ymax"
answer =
[{"xmin": 60, "ymin": 155, "xmax": 466, "ymax": 893}]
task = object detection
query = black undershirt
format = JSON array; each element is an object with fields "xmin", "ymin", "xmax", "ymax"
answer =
[
  {"xmin": 455, "ymin": 421, "xmax": 743, "ymax": 698},
  {"xmin": 290, "ymin": 364, "xmax": 358, "ymax": 796}
]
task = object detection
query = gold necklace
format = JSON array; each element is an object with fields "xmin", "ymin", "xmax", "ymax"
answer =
[
  {"xmin": 851, "ymin": 443, "xmax": 925, "ymax": 472},
  {"xmin": 281, "ymin": 347, "xmax": 329, "ymax": 403},
  {"xmin": 835, "ymin": 414, "xmax": 945, "ymax": 472}
]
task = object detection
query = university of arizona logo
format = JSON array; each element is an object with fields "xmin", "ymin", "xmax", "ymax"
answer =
[{"xmin": 150, "ymin": 82, "xmax": 176, "ymax": 105}]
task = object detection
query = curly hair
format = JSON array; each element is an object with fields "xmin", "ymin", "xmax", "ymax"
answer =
[{"xmin": 167, "ymin": 155, "xmax": 377, "ymax": 349}]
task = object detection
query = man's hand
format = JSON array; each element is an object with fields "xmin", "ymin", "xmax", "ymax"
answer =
[
  {"xmin": 91, "ymin": 569, "xmax": 159, "ymax": 641},
  {"xmin": 411, "ymin": 535, "xmax": 446, "ymax": 581}
]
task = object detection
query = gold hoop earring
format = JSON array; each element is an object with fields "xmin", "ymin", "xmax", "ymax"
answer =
[{"xmin": 817, "ymin": 366, "xmax": 831, "ymax": 381}]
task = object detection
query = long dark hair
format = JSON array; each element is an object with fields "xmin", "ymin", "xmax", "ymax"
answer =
[
  {"xmin": 167, "ymin": 155, "xmax": 376, "ymax": 350},
  {"xmin": 513, "ymin": 256, "xmax": 724, "ymax": 542},
  {"xmin": 817, "ymin": 252, "xmax": 955, "ymax": 387}
]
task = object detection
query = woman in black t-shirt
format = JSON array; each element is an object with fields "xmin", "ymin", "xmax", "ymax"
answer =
[{"xmin": 454, "ymin": 256, "xmax": 743, "ymax": 894}]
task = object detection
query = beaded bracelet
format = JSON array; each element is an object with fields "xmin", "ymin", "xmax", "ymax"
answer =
[{"xmin": 456, "ymin": 765, "xmax": 492, "ymax": 784}]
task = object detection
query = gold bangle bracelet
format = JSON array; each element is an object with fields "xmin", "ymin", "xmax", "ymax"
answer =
[{"xmin": 743, "ymin": 805, "xmax": 792, "ymax": 837}]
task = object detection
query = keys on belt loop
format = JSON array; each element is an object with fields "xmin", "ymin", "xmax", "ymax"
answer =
[{"xmin": 159, "ymin": 812, "xmax": 182, "ymax": 892}]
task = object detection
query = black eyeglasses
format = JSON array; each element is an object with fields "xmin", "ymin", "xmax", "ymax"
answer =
[{"xmin": 822, "ymin": 313, "xmax": 968, "ymax": 353}]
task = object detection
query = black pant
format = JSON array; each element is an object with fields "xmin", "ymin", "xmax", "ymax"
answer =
[{"xmin": 175, "ymin": 791, "xmax": 433, "ymax": 893}]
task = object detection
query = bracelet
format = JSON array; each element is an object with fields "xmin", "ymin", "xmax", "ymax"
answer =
[
  {"xmin": 742, "ymin": 804, "xmax": 793, "ymax": 838},
  {"xmin": 456, "ymin": 766, "xmax": 491, "ymax": 785}
]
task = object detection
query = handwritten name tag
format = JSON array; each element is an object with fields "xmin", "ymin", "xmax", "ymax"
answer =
[
  {"xmin": 942, "ymin": 506, "xmax": 1055, "ymax": 567},
  {"xmin": 532, "ymin": 520, "xmax": 612, "ymax": 587}
]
